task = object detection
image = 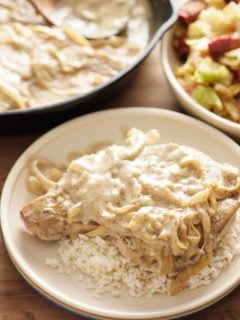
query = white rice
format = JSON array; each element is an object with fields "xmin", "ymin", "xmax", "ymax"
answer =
[{"xmin": 46, "ymin": 211, "xmax": 240, "ymax": 298}]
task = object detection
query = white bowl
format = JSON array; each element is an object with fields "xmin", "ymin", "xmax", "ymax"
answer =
[{"xmin": 161, "ymin": 27, "xmax": 240, "ymax": 141}]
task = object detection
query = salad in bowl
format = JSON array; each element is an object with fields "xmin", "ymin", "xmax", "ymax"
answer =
[{"xmin": 173, "ymin": 0, "xmax": 240, "ymax": 124}]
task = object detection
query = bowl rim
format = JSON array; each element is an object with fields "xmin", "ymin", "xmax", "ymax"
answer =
[
  {"xmin": 0, "ymin": 2, "xmax": 177, "ymax": 117},
  {"xmin": 161, "ymin": 26, "xmax": 240, "ymax": 137}
]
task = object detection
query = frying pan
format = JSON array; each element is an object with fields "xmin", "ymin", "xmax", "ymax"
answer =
[{"xmin": 0, "ymin": 0, "xmax": 178, "ymax": 132}]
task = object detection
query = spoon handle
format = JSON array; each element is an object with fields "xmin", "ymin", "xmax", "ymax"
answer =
[{"xmin": 27, "ymin": 0, "xmax": 56, "ymax": 26}]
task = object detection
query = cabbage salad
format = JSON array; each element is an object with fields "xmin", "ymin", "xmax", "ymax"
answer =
[{"xmin": 173, "ymin": 0, "xmax": 240, "ymax": 123}]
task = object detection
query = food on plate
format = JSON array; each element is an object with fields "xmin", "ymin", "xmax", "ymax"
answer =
[
  {"xmin": 173, "ymin": 0, "xmax": 240, "ymax": 123},
  {"xmin": 20, "ymin": 128, "xmax": 240, "ymax": 295},
  {"xmin": 0, "ymin": 0, "xmax": 151, "ymax": 111}
]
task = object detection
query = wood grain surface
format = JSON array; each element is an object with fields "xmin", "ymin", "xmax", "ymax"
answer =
[{"xmin": 0, "ymin": 43, "xmax": 239, "ymax": 320}]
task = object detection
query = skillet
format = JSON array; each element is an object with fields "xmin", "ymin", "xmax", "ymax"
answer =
[{"xmin": 0, "ymin": 0, "xmax": 178, "ymax": 132}]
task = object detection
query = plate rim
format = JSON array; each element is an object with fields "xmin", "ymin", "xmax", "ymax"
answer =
[
  {"xmin": 3, "ymin": 245, "xmax": 240, "ymax": 320},
  {"xmin": 1, "ymin": 107, "xmax": 240, "ymax": 319}
]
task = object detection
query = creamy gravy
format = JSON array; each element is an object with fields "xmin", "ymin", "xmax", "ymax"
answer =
[
  {"xmin": 21, "ymin": 128, "xmax": 240, "ymax": 293},
  {"xmin": 0, "ymin": 0, "xmax": 151, "ymax": 110},
  {"xmin": 22, "ymin": 128, "xmax": 240, "ymax": 278}
]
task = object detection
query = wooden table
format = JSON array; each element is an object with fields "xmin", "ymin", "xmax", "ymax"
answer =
[{"xmin": 0, "ymin": 44, "xmax": 239, "ymax": 320}]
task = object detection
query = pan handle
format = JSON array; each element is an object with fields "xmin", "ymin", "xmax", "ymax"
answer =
[
  {"xmin": 170, "ymin": 0, "xmax": 186, "ymax": 13},
  {"xmin": 157, "ymin": 0, "xmax": 187, "ymax": 40},
  {"xmin": 155, "ymin": 0, "xmax": 178, "ymax": 40}
]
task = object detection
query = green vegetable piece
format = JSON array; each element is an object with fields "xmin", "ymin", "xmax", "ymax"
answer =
[
  {"xmin": 194, "ymin": 61, "xmax": 231, "ymax": 84},
  {"xmin": 192, "ymin": 86, "xmax": 223, "ymax": 110},
  {"xmin": 220, "ymin": 48, "xmax": 240, "ymax": 69}
]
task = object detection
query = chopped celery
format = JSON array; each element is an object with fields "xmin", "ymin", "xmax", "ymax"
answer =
[
  {"xmin": 176, "ymin": 60, "xmax": 194, "ymax": 77},
  {"xmin": 229, "ymin": 84, "xmax": 240, "ymax": 97},
  {"xmin": 220, "ymin": 48, "xmax": 240, "ymax": 69},
  {"xmin": 214, "ymin": 83, "xmax": 240, "ymax": 99},
  {"xmin": 193, "ymin": 60, "xmax": 231, "ymax": 84},
  {"xmin": 192, "ymin": 85, "xmax": 223, "ymax": 110},
  {"xmin": 188, "ymin": 21, "xmax": 210, "ymax": 39}
]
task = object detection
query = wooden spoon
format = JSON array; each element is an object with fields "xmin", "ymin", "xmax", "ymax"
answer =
[
  {"xmin": 28, "ymin": 0, "xmax": 129, "ymax": 39},
  {"xmin": 28, "ymin": 0, "xmax": 58, "ymax": 26}
]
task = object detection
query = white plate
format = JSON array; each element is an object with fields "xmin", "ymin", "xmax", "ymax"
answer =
[{"xmin": 1, "ymin": 107, "xmax": 240, "ymax": 320}]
